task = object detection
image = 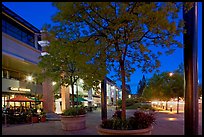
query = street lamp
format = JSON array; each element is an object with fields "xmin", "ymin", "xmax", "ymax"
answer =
[
  {"xmin": 169, "ymin": 72, "xmax": 174, "ymax": 77},
  {"xmin": 26, "ymin": 75, "xmax": 37, "ymax": 109}
]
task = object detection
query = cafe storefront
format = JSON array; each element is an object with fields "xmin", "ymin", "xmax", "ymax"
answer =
[{"xmin": 2, "ymin": 77, "xmax": 43, "ymax": 109}]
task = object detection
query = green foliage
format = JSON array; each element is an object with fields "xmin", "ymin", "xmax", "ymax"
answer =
[
  {"xmin": 101, "ymin": 110, "xmax": 155, "ymax": 130},
  {"xmin": 183, "ymin": 2, "xmax": 195, "ymax": 13},
  {"xmin": 62, "ymin": 106, "xmax": 86, "ymax": 116},
  {"xmin": 117, "ymin": 98, "xmax": 135, "ymax": 108},
  {"xmin": 50, "ymin": 2, "xmax": 185, "ymax": 120},
  {"xmin": 40, "ymin": 111, "xmax": 46, "ymax": 117},
  {"xmin": 142, "ymin": 63, "xmax": 184, "ymax": 101},
  {"xmin": 126, "ymin": 103, "xmax": 156, "ymax": 111},
  {"xmin": 137, "ymin": 75, "xmax": 147, "ymax": 96}
]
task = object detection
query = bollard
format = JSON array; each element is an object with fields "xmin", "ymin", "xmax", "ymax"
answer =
[{"xmin": 170, "ymin": 107, "xmax": 172, "ymax": 112}]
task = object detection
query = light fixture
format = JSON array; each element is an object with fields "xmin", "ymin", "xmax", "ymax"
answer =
[
  {"xmin": 26, "ymin": 75, "xmax": 33, "ymax": 81},
  {"xmin": 52, "ymin": 81, "xmax": 57, "ymax": 86},
  {"xmin": 169, "ymin": 72, "xmax": 173, "ymax": 77}
]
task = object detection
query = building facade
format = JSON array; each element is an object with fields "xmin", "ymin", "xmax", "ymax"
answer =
[
  {"xmin": 2, "ymin": 4, "xmax": 122, "ymax": 113},
  {"xmin": 2, "ymin": 4, "xmax": 43, "ymax": 109}
]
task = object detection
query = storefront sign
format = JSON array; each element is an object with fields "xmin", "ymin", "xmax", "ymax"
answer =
[{"xmin": 9, "ymin": 87, "xmax": 31, "ymax": 92}]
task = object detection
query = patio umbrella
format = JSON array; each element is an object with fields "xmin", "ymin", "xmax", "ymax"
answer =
[
  {"xmin": 74, "ymin": 97, "xmax": 88, "ymax": 102},
  {"xmin": 31, "ymin": 97, "xmax": 43, "ymax": 102},
  {"xmin": 6, "ymin": 95, "xmax": 35, "ymax": 102}
]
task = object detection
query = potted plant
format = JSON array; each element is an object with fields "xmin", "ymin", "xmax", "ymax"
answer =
[
  {"xmin": 97, "ymin": 110, "xmax": 156, "ymax": 135},
  {"xmin": 29, "ymin": 108, "xmax": 39, "ymax": 123},
  {"xmin": 61, "ymin": 106, "xmax": 86, "ymax": 131},
  {"xmin": 40, "ymin": 111, "xmax": 46, "ymax": 122}
]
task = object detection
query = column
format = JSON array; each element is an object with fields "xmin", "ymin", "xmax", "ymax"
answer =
[
  {"xmin": 42, "ymin": 78, "xmax": 54, "ymax": 113},
  {"xmin": 61, "ymin": 85, "xmax": 70, "ymax": 111},
  {"xmin": 113, "ymin": 86, "xmax": 117, "ymax": 105},
  {"xmin": 88, "ymin": 88, "xmax": 93, "ymax": 107}
]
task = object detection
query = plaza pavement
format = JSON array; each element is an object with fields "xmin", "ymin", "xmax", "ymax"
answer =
[{"xmin": 2, "ymin": 106, "xmax": 202, "ymax": 135}]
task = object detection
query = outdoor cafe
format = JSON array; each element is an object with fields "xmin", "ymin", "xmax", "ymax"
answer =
[{"xmin": 2, "ymin": 95, "xmax": 44, "ymax": 125}]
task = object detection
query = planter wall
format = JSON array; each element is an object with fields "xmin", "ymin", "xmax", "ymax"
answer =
[
  {"xmin": 61, "ymin": 115, "xmax": 86, "ymax": 131},
  {"xmin": 40, "ymin": 116, "xmax": 46, "ymax": 122},
  {"xmin": 31, "ymin": 116, "xmax": 39, "ymax": 123},
  {"xmin": 97, "ymin": 125, "xmax": 153, "ymax": 135}
]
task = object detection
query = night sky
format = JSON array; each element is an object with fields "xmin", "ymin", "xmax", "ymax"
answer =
[{"xmin": 2, "ymin": 2, "xmax": 202, "ymax": 94}]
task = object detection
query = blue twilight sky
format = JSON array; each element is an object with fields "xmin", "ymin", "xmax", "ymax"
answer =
[{"xmin": 2, "ymin": 2, "xmax": 202, "ymax": 94}]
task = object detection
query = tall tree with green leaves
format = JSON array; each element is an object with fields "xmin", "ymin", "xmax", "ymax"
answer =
[
  {"xmin": 170, "ymin": 63, "xmax": 184, "ymax": 113},
  {"xmin": 38, "ymin": 29, "xmax": 107, "ymax": 108},
  {"xmin": 137, "ymin": 75, "xmax": 146, "ymax": 96},
  {"xmin": 143, "ymin": 63, "xmax": 185, "ymax": 112},
  {"xmin": 143, "ymin": 72, "xmax": 172, "ymax": 101},
  {"xmin": 51, "ymin": 2, "xmax": 185, "ymax": 120}
]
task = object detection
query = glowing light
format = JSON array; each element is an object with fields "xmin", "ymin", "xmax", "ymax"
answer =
[
  {"xmin": 169, "ymin": 72, "xmax": 173, "ymax": 77},
  {"xmin": 167, "ymin": 118, "xmax": 177, "ymax": 121},
  {"xmin": 52, "ymin": 81, "xmax": 57, "ymax": 86},
  {"xmin": 26, "ymin": 76, "xmax": 33, "ymax": 81}
]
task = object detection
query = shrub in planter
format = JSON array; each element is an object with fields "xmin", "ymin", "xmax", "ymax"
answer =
[
  {"xmin": 102, "ymin": 110, "xmax": 155, "ymax": 130},
  {"xmin": 40, "ymin": 111, "xmax": 46, "ymax": 122},
  {"xmin": 61, "ymin": 106, "xmax": 86, "ymax": 131},
  {"xmin": 62, "ymin": 106, "xmax": 86, "ymax": 116}
]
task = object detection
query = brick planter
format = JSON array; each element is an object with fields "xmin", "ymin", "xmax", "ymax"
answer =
[
  {"xmin": 40, "ymin": 116, "xmax": 46, "ymax": 122},
  {"xmin": 61, "ymin": 115, "xmax": 86, "ymax": 131},
  {"xmin": 97, "ymin": 125, "xmax": 153, "ymax": 135},
  {"xmin": 31, "ymin": 116, "xmax": 39, "ymax": 123}
]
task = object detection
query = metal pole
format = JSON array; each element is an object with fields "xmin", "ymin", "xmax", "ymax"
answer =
[
  {"xmin": 101, "ymin": 78, "xmax": 107, "ymax": 121},
  {"xmin": 116, "ymin": 89, "xmax": 118, "ymax": 110},
  {"xmin": 183, "ymin": 2, "xmax": 198, "ymax": 135},
  {"xmin": 35, "ymin": 81, "xmax": 37, "ymax": 109}
]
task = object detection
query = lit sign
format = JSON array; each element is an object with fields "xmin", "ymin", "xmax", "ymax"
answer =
[{"xmin": 9, "ymin": 87, "xmax": 31, "ymax": 92}]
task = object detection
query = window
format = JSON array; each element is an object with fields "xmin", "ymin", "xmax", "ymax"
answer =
[{"xmin": 2, "ymin": 15, "xmax": 41, "ymax": 51}]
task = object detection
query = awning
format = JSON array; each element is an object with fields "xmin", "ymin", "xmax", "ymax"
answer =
[
  {"xmin": 74, "ymin": 97, "xmax": 88, "ymax": 102},
  {"xmin": 30, "ymin": 97, "xmax": 43, "ymax": 102},
  {"xmin": 6, "ymin": 95, "xmax": 35, "ymax": 102}
]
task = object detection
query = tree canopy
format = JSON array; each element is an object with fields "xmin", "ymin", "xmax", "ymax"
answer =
[
  {"xmin": 42, "ymin": 2, "xmax": 186, "ymax": 120},
  {"xmin": 137, "ymin": 75, "xmax": 146, "ymax": 97},
  {"xmin": 142, "ymin": 63, "xmax": 185, "ymax": 101},
  {"xmin": 38, "ymin": 28, "xmax": 107, "ymax": 107}
]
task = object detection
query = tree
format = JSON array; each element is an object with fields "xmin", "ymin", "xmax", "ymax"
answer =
[
  {"xmin": 170, "ymin": 63, "xmax": 184, "ymax": 113},
  {"xmin": 137, "ymin": 75, "xmax": 146, "ymax": 97},
  {"xmin": 143, "ymin": 72, "xmax": 172, "ymax": 101},
  {"xmin": 51, "ymin": 2, "xmax": 185, "ymax": 120},
  {"xmin": 142, "ymin": 63, "xmax": 185, "ymax": 112},
  {"xmin": 38, "ymin": 29, "xmax": 107, "ymax": 108},
  {"xmin": 125, "ymin": 84, "xmax": 131, "ymax": 95}
]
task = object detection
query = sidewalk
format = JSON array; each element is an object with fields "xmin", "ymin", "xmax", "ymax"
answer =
[{"xmin": 2, "ymin": 107, "xmax": 202, "ymax": 135}]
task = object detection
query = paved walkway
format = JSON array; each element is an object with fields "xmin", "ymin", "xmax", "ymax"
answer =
[{"xmin": 2, "ymin": 107, "xmax": 202, "ymax": 135}]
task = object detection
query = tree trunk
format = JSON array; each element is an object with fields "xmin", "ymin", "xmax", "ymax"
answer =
[
  {"xmin": 166, "ymin": 101, "xmax": 168, "ymax": 110},
  {"xmin": 177, "ymin": 96, "xmax": 179, "ymax": 114},
  {"xmin": 101, "ymin": 78, "xmax": 107, "ymax": 121},
  {"xmin": 76, "ymin": 82, "xmax": 79, "ymax": 108},
  {"xmin": 70, "ymin": 77, "xmax": 75, "ymax": 108},
  {"xmin": 119, "ymin": 59, "xmax": 126, "ymax": 121}
]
